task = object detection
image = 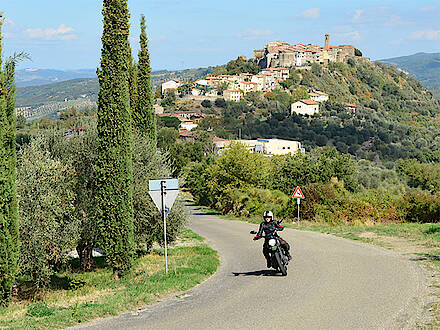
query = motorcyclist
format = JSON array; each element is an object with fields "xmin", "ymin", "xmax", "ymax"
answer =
[{"xmin": 253, "ymin": 210, "xmax": 292, "ymax": 268}]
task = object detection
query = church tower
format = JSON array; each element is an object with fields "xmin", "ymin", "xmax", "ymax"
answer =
[{"xmin": 325, "ymin": 33, "xmax": 330, "ymax": 48}]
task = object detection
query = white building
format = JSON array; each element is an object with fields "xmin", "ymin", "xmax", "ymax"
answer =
[
  {"xmin": 291, "ymin": 99, "xmax": 319, "ymax": 116},
  {"xmin": 180, "ymin": 120, "xmax": 198, "ymax": 131},
  {"xmin": 309, "ymin": 91, "xmax": 329, "ymax": 103},
  {"xmin": 161, "ymin": 79, "xmax": 181, "ymax": 94},
  {"xmin": 251, "ymin": 75, "xmax": 265, "ymax": 91},
  {"xmin": 239, "ymin": 81, "xmax": 258, "ymax": 94},
  {"xmin": 295, "ymin": 52, "xmax": 306, "ymax": 67},
  {"xmin": 223, "ymin": 89, "xmax": 243, "ymax": 102},
  {"xmin": 214, "ymin": 138, "xmax": 303, "ymax": 156}
]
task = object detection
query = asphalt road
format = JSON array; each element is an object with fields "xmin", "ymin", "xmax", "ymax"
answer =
[{"xmin": 76, "ymin": 206, "xmax": 427, "ymax": 330}]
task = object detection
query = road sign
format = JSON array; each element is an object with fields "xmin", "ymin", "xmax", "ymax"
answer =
[
  {"xmin": 149, "ymin": 179, "xmax": 179, "ymax": 219},
  {"xmin": 292, "ymin": 186, "xmax": 305, "ymax": 199},
  {"xmin": 148, "ymin": 178, "xmax": 179, "ymax": 275}
]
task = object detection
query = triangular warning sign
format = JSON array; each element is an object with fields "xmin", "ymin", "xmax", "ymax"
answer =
[{"xmin": 292, "ymin": 186, "xmax": 305, "ymax": 199}]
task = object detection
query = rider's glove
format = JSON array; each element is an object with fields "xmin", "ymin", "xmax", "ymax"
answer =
[{"xmin": 253, "ymin": 236, "xmax": 260, "ymax": 240}]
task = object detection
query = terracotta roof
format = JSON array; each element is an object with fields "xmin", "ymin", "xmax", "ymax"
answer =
[
  {"xmin": 179, "ymin": 130, "xmax": 195, "ymax": 137},
  {"xmin": 300, "ymin": 99, "xmax": 319, "ymax": 105},
  {"xmin": 174, "ymin": 111, "xmax": 197, "ymax": 114},
  {"xmin": 342, "ymin": 102, "xmax": 356, "ymax": 107},
  {"xmin": 213, "ymin": 136, "xmax": 229, "ymax": 142}
]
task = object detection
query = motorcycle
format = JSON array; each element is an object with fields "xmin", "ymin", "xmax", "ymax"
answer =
[{"xmin": 250, "ymin": 221, "xmax": 288, "ymax": 276}]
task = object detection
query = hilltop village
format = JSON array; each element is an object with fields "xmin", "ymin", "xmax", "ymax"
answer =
[{"xmin": 157, "ymin": 34, "xmax": 362, "ymax": 154}]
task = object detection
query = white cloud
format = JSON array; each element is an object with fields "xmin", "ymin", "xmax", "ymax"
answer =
[
  {"xmin": 297, "ymin": 8, "xmax": 321, "ymax": 19},
  {"xmin": 335, "ymin": 31, "xmax": 361, "ymax": 42},
  {"xmin": 410, "ymin": 29, "xmax": 440, "ymax": 40},
  {"xmin": 25, "ymin": 24, "xmax": 76, "ymax": 41},
  {"xmin": 384, "ymin": 15, "xmax": 410, "ymax": 27},
  {"xmin": 151, "ymin": 34, "xmax": 167, "ymax": 42},
  {"xmin": 419, "ymin": 5, "xmax": 439, "ymax": 12},
  {"xmin": 3, "ymin": 18, "xmax": 16, "ymax": 28},
  {"xmin": 352, "ymin": 9, "xmax": 365, "ymax": 22},
  {"xmin": 236, "ymin": 28, "xmax": 273, "ymax": 40},
  {"xmin": 2, "ymin": 18, "xmax": 20, "ymax": 38}
]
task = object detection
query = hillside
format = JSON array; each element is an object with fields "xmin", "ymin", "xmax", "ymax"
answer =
[
  {"xmin": 195, "ymin": 57, "xmax": 440, "ymax": 162},
  {"xmin": 16, "ymin": 66, "xmax": 215, "ymax": 119},
  {"xmin": 16, "ymin": 78, "xmax": 99, "ymax": 107},
  {"xmin": 16, "ymin": 66, "xmax": 215, "ymax": 88},
  {"xmin": 378, "ymin": 52, "xmax": 440, "ymax": 98}
]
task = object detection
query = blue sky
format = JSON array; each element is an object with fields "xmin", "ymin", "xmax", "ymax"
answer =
[{"xmin": 1, "ymin": 0, "xmax": 440, "ymax": 71}]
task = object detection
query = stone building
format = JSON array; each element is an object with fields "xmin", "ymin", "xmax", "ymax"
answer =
[{"xmin": 254, "ymin": 34, "xmax": 356, "ymax": 69}]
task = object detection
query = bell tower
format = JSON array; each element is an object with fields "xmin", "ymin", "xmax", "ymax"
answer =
[{"xmin": 325, "ymin": 33, "xmax": 330, "ymax": 48}]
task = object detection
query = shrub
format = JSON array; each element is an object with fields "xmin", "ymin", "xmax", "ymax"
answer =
[
  {"xmin": 216, "ymin": 186, "xmax": 290, "ymax": 218},
  {"xmin": 201, "ymin": 99, "xmax": 212, "ymax": 108},
  {"xmin": 400, "ymin": 191, "xmax": 440, "ymax": 223},
  {"xmin": 215, "ymin": 98, "xmax": 227, "ymax": 108}
]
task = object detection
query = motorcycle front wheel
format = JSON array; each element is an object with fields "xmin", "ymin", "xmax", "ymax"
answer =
[{"xmin": 275, "ymin": 252, "xmax": 287, "ymax": 276}]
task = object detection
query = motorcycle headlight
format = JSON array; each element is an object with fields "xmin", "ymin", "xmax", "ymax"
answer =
[{"xmin": 268, "ymin": 239, "xmax": 276, "ymax": 247}]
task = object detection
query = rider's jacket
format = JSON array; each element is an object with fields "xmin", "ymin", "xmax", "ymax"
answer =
[{"xmin": 256, "ymin": 219, "xmax": 283, "ymax": 239}]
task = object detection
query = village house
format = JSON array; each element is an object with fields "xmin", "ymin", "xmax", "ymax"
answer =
[
  {"xmin": 342, "ymin": 102, "xmax": 357, "ymax": 112},
  {"xmin": 309, "ymin": 91, "xmax": 329, "ymax": 103},
  {"xmin": 261, "ymin": 68, "xmax": 290, "ymax": 81},
  {"xmin": 214, "ymin": 138, "xmax": 304, "ymax": 156},
  {"xmin": 161, "ymin": 79, "xmax": 181, "ymax": 94},
  {"xmin": 180, "ymin": 120, "xmax": 198, "ymax": 131},
  {"xmin": 291, "ymin": 99, "xmax": 320, "ymax": 116},
  {"xmin": 173, "ymin": 110, "xmax": 198, "ymax": 120},
  {"xmin": 250, "ymin": 75, "xmax": 265, "ymax": 90},
  {"xmin": 153, "ymin": 104, "xmax": 164, "ymax": 114},
  {"xmin": 178, "ymin": 130, "xmax": 195, "ymax": 141},
  {"xmin": 223, "ymin": 89, "xmax": 243, "ymax": 102},
  {"xmin": 239, "ymin": 81, "xmax": 258, "ymax": 94}
]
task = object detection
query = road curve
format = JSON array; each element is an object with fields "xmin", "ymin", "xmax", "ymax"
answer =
[{"xmin": 76, "ymin": 205, "xmax": 427, "ymax": 329}]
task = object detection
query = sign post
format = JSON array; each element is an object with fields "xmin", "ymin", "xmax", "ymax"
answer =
[
  {"xmin": 149, "ymin": 178, "xmax": 179, "ymax": 275},
  {"xmin": 292, "ymin": 186, "xmax": 305, "ymax": 224}
]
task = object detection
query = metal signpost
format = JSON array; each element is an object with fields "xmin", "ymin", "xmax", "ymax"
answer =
[
  {"xmin": 148, "ymin": 178, "xmax": 179, "ymax": 275},
  {"xmin": 292, "ymin": 186, "xmax": 305, "ymax": 224}
]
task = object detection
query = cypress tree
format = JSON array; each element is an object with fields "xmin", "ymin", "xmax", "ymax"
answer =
[
  {"xmin": 128, "ymin": 55, "xmax": 138, "ymax": 119},
  {"xmin": 0, "ymin": 15, "xmax": 19, "ymax": 306},
  {"xmin": 135, "ymin": 15, "xmax": 157, "ymax": 144},
  {"xmin": 95, "ymin": 0, "xmax": 135, "ymax": 279}
]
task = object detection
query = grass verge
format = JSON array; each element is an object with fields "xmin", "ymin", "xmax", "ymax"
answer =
[
  {"xmin": 193, "ymin": 202, "xmax": 440, "ymax": 327},
  {"xmin": 0, "ymin": 229, "xmax": 219, "ymax": 329}
]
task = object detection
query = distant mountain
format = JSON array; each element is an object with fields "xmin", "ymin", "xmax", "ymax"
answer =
[
  {"xmin": 16, "ymin": 69, "xmax": 97, "ymax": 87},
  {"xmin": 378, "ymin": 52, "xmax": 440, "ymax": 98}
]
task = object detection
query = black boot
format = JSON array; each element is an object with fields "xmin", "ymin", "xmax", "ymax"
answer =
[{"xmin": 266, "ymin": 259, "xmax": 271, "ymax": 268}]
